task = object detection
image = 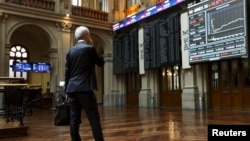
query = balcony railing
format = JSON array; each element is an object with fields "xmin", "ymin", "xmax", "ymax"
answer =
[
  {"xmin": 72, "ymin": 6, "xmax": 108, "ymax": 21},
  {"xmin": 5, "ymin": 0, "xmax": 55, "ymax": 11},
  {"xmin": 4, "ymin": 0, "xmax": 108, "ymax": 21}
]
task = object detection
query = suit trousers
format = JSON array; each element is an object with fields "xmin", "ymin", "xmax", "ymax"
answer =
[{"xmin": 68, "ymin": 91, "xmax": 104, "ymax": 141}]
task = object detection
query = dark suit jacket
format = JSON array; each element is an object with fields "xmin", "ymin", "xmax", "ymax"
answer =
[{"xmin": 64, "ymin": 41, "xmax": 104, "ymax": 94}]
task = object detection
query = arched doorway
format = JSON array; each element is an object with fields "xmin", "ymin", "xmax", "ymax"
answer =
[{"xmin": 9, "ymin": 24, "xmax": 51, "ymax": 94}]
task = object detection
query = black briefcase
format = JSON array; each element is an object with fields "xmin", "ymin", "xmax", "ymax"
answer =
[{"xmin": 54, "ymin": 102, "xmax": 70, "ymax": 126}]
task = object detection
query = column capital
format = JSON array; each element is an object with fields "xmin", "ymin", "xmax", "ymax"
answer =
[
  {"xmin": 56, "ymin": 22, "xmax": 73, "ymax": 32},
  {"xmin": 0, "ymin": 12, "xmax": 8, "ymax": 23},
  {"xmin": 103, "ymin": 54, "xmax": 112, "ymax": 62}
]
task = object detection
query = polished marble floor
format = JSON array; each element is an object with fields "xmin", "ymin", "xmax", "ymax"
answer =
[{"xmin": 1, "ymin": 106, "xmax": 250, "ymax": 141}]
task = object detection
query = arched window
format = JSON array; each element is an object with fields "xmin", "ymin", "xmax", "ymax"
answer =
[{"xmin": 9, "ymin": 45, "xmax": 29, "ymax": 80}]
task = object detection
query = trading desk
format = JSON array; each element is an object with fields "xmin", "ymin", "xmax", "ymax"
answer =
[{"xmin": 0, "ymin": 84, "xmax": 41, "ymax": 126}]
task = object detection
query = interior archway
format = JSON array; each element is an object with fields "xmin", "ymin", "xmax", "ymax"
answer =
[{"xmin": 9, "ymin": 24, "xmax": 51, "ymax": 94}]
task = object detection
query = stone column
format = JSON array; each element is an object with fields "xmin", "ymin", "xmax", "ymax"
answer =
[
  {"xmin": 182, "ymin": 67, "xmax": 199, "ymax": 109},
  {"xmin": 103, "ymin": 44, "xmax": 126, "ymax": 106},
  {"xmin": 4, "ymin": 44, "xmax": 11, "ymax": 76},
  {"xmin": 55, "ymin": 22, "xmax": 72, "ymax": 82},
  {"xmin": 52, "ymin": 22, "xmax": 72, "ymax": 106},
  {"xmin": 139, "ymin": 73, "xmax": 152, "ymax": 107},
  {"xmin": 103, "ymin": 53, "xmax": 114, "ymax": 106},
  {"xmin": 49, "ymin": 47, "xmax": 58, "ymax": 97},
  {"xmin": 0, "ymin": 13, "xmax": 8, "ymax": 76}
]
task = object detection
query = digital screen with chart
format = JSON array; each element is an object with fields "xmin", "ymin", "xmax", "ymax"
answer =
[{"xmin": 187, "ymin": 0, "xmax": 247, "ymax": 64}]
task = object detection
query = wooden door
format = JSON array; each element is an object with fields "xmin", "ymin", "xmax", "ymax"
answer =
[
  {"xmin": 160, "ymin": 67, "xmax": 172, "ymax": 107},
  {"xmin": 160, "ymin": 66, "xmax": 181, "ymax": 108},
  {"xmin": 210, "ymin": 62, "xmax": 221, "ymax": 109},
  {"xmin": 221, "ymin": 61, "xmax": 231, "ymax": 110},
  {"xmin": 242, "ymin": 59, "xmax": 250, "ymax": 110},
  {"xmin": 220, "ymin": 60, "xmax": 242, "ymax": 110},
  {"xmin": 126, "ymin": 72, "xmax": 141, "ymax": 106},
  {"xmin": 209, "ymin": 60, "xmax": 242, "ymax": 110},
  {"xmin": 230, "ymin": 60, "xmax": 242, "ymax": 110}
]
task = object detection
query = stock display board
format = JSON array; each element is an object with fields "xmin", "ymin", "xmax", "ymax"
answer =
[
  {"xmin": 113, "ymin": 1, "xmax": 183, "ymax": 73},
  {"xmin": 188, "ymin": 0, "xmax": 248, "ymax": 64},
  {"xmin": 143, "ymin": 12, "xmax": 181, "ymax": 70},
  {"xmin": 113, "ymin": 11, "xmax": 181, "ymax": 73},
  {"xmin": 113, "ymin": 28, "xmax": 139, "ymax": 74}
]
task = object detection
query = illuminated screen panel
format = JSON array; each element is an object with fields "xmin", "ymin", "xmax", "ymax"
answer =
[
  {"xmin": 113, "ymin": 0, "xmax": 186, "ymax": 31},
  {"xmin": 32, "ymin": 62, "xmax": 51, "ymax": 73},
  {"xmin": 188, "ymin": 0, "xmax": 247, "ymax": 64},
  {"xmin": 12, "ymin": 62, "xmax": 32, "ymax": 72},
  {"xmin": 12, "ymin": 62, "xmax": 51, "ymax": 73}
]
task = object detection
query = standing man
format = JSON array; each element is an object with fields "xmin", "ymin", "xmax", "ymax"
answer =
[{"xmin": 64, "ymin": 26, "xmax": 105, "ymax": 141}]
